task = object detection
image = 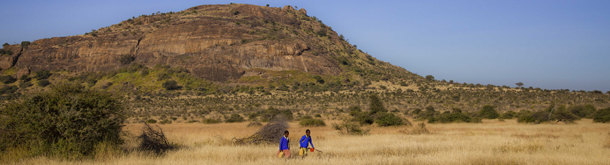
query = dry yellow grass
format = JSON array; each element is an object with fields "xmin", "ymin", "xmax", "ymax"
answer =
[{"xmin": 5, "ymin": 119, "xmax": 610, "ymax": 165}]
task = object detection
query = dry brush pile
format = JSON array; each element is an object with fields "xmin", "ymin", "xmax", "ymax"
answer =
[{"xmin": 234, "ymin": 117, "xmax": 289, "ymax": 145}]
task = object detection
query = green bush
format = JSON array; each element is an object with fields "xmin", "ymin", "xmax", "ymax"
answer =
[
  {"xmin": 569, "ymin": 104, "xmax": 596, "ymax": 118},
  {"xmin": 352, "ymin": 112, "xmax": 374, "ymax": 125},
  {"xmin": 19, "ymin": 81, "xmax": 32, "ymax": 88},
  {"xmin": 119, "ymin": 55, "xmax": 135, "ymax": 65},
  {"xmin": 479, "ymin": 105, "xmax": 499, "ymax": 119},
  {"xmin": 19, "ymin": 75, "xmax": 31, "ymax": 82},
  {"xmin": 417, "ymin": 106, "xmax": 436, "ymax": 119},
  {"xmin": 225, "ymin": 114, "xmax": 245, "ymax": 123},
  {"xmin": 202, "ymin": 118, "xmax": 221, "ymax": 124},
  {"xmin": 0, "ymin": 83, "xmax": 124, "ymax": 159},
  {"xmin": 253, "ymin": 107, "xmax": 294, "ymax": 122},
  {"xmin": 332, "ymin": 120, "xmax": 369, "ymax": 135},
  {"xmin": 429, "ymin": 111, "xmax": 473, "ymax": 123},
  {"xmin": 146, "ymin": 119, "xmax": 157, "ymax": 123},
  {"xmin": 37, "ymin": 79, "xmax": 51, "ymax": 87},
  {"xmin": 21, "ymin": 41, "xmax": 30, "ymax": 48},
  {"xmin": 0, "ymin": 75, "xmax": 16, "ymax": 84},
  {"xmin": 299, "ymin": 118, "xmax": 326, "ymax": 126},
  {"xmin": 369, "ymin": 94, "xmax": 386, "ymax": 115},
  {"xmin": 551, "ymin": 105, "xmax": 579, "ymax": 123},
  {"xmin": 0, "ymin": 85, "xmax": 18, "ymax": 95},
  {"xmin": 35, "ymin": 70, "xmax": 51, "ymax": 80},
  {"xmin": 593, "ymin": 107, "xmax": 610, "ymax": 123},
  {"xmin": 162, "ymin": 80, "xmax": 180, "ymax": 90},
  {"xmin": 348, "ymin": 105, "xmax": 361, "ymax": 116},
  {"xmin": 425, "ymin": 75, "xmax": 435, "ymax": 81},
  {"xmin": 375, "ymin": 113, "xmax": 403, "ymax": 126},
  {"xmin": 500, "ymin": 111, "xmax": 516, "ymax": 119}
]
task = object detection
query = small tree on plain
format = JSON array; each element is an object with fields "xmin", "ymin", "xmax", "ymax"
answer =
[
  {"xmin": 425, "ymin": 75, "xmax": 435, "ymax": 81},
  {"xmin": 516, "ymin": 82, "xmax": 524, "ymax": 87}
]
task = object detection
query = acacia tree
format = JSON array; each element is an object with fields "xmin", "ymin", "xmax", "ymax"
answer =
[{"xmin": 516, "ymin": 82, "xmax": 524, "ymax": 88}]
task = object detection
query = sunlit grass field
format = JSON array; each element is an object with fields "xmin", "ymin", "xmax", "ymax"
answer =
[{"xmin": 5, "ymin": 119, "xmax": 610, "ymax": 165}]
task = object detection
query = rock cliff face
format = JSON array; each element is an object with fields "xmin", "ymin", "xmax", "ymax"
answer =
[{"xmin": 3, "ymin": 4, "xmax": 348, "ymax": 82}]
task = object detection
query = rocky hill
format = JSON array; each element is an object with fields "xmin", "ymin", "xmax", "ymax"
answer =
[{"xmin": 0, "ymin": 4, "xmax": 413, "ymax": 83}]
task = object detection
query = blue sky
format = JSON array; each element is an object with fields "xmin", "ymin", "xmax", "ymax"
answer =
[{"xmin": 1, "ymin": 0, "xmax": 609, "ymax": 92}]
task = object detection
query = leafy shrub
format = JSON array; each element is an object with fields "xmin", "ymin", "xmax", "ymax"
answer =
[
  {"xmin": 369, "ymin": 94, "xmax": 387, "ymax": 115},
  {"xmin": 0, "ymin": 83, "xmax": 124, "ymax": 159},
  {"xmin": 313, "ymin": 75, "xmax": 325, "ymax": 84},
  {"xmin": 37, "ymin": 79, "xmax": 51, "ymax": 87},
  {"xmin": 225, "ymin": 114, "xmax": 245, "ymax": 123},
  {"xmin": 119, "ymin": 55, "xmax": 135, "ymax": 65},
  {"xmin": 21, "ymin": 41, "xmax": 30, "ymax": 48},
  {"xmin": 500, "ymin": 111, "xmax": 516, "ymax": 119},
  {"xmin": 479, "ymin": 105, "xmax": 499, "ymax": 119},
  {"xmin": 569, "ymin": 104, "xmax": 596, "ymax": 118},
  {"xmin": 375, "ymin": 113, "xmax": 404, "ymax": 126},
  {"xmin": 332, "ymin": 120, "xmax": 369, "ymax": 135},
  {"xmin": 35, "ymin": 70, "xmax": 51, "ymax": 80},
  {"xmin": 18, "ymin": 81, "xmax": 32, "ymax": 88},
  {"xmin": 429, "ymin": 111, "xmax": 473, "ymax": 123},
  {"xmin": 517, "ymin": 110, "xmax": 552, "ymax": 124},
  {"xmin": 417, "ymin": 106, "xmax": 436, "ymax": 119},
  {"xmin": 517, "ymin": 111, "xmax": 535, "ymax": 123},
  {"xmin": 0, "ymin": 85, "xmax": 18, "ymax": 95},
  {"xmin": 593, "ymin": 107, "xmax": 610, "ymax": 123},
  {"xmin": 301, "ymin": 115, "xmax": 313, "ymax": 120},
  {"xmin": 162, "ymin": 80, "xmax": 180, "ymax": 90},
  {"xmin": 299, "ymin": 118, "xmax": 326, "ymax": 126},
  {"xmin": 352, "ymin": 112, "xmax": 374, "ymax": 125},
  {"xmin": 0, "ymin": 75, "xmax": 16, "ymax": 84},
  {"xmin": 19, "ymin": 75, "xmax": 30, "ymax": 82},
  {"xmin": 425, "ymin": 75, "xmax": 435, "ymax": 81},
  {"xmin": 551, "ymin": 105, "xmax": 579, "ymax": 123},
  {"xmin": 146, "ymin": 119, "xmax": 157, "ymax": 123},
  {"xmin": 253, "ymin": 107, "xmax": 293, "ymax": 122},
  {"xmin": 348, "ymin": 105, "xmax": 361, "ymax": 116},
  {"xmin": 202, "ymin": 118, "xmax": 221, "ymax": 124}
]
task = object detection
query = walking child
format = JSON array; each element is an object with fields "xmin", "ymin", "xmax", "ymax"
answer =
[
  {"xmin": 277, "ymin": 130, "xmax": 291, "ymax": 158},
  {"xmin": 299, "ymin": 129, "xmax": 315, "ymax": 157}
]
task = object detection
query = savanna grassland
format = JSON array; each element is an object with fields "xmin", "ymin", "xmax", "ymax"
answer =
[
  {"xmin": 1, "ymin": 3, "xmax": 610, "ymax": 165},
  {"xmin": 4, "ymin": 119, "xmax": 610, "ymax": 165}
]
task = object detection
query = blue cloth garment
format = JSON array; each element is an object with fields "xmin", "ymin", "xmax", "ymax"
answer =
[
  {"xmin": 279, "ymin": 136, "xmax": 289, "ymax": 150},
  {"xmin": 299, "ymin": 135, "xmax": 314, "ymax": 148}
]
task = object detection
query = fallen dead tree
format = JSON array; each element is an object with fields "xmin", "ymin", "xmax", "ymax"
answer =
[
  {"xmin": 137, "ymin": 123, "xmax": 177, "ymax": 154},
  {"xmin": 234, "ymin": 116, "xmax": 288, "ymax": 145}
]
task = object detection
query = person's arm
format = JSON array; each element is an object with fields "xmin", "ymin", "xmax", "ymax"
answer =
[
  {"xmin": 309, "ymin": 137, "xmax": 314, "ymax": 149},
  {"xmin": 279, "ymin": 137, "xmax": 283, "ymax": 151}
]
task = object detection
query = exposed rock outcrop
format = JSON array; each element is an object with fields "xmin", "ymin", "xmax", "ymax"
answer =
[{"xmin": 6, "ymin": 4, "xmax": 346, "ymax": 82}]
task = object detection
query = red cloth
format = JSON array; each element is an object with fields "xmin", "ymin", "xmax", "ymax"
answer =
[{"xmin": 277, "ymin": 149, "xmax": 291, "ymax": 157}]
